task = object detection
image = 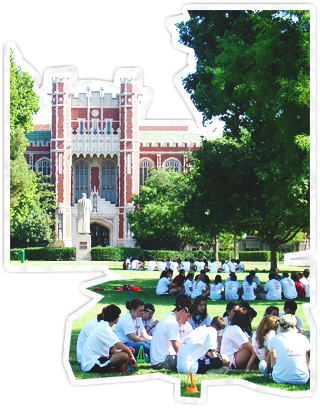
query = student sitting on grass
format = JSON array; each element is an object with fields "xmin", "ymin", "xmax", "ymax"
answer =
[
  {"xmin": 245, "ymin": 315, "xmax": 279, "ymax": 372},
  {"xmin": 209, "ymin": 274, "xmax": 224, "ymax": 300},
  {"xmin": 220, "ymin": 307, "xmax": 254, "ymax": 370},
  {"xmin": 259, "ymin": 314, "xmax": 310, "ymax": 384},
  {"xmin": 225, "ymin": 273, "xmax": 241, "ymax": 300},
  {"xmin": 172, "ymin": 269, "xmax": 186, "ymax": 293},
  {"xmin": 258, "ymin": 272, "xmax": 282, "ymax": 300},
  {"xmin": 142, "ymin": 303, "xmax": 158, "ymax": 336},
  {"xmin": 81, "ymin": 304, "xmax": 136, "ymax": 374},
  {"xmin": 291, "ymin": 272, "xmax": 306, "ymax": 298},
  {"xmin": 156, "ymin": 270, "xmax": 180, "ymax": 296},
  {"xmin": 189, "ymin": 295, "xmax": 211, "ymax": 329},
  {"xmin": 114, "ymin": 298, "xmax": 152, "ymax": 357},
  {"xmin": 279, "ymin": 300, "xmax": 305, "ymax": 335},
  {"xmin": 77, "ymin": 306, "xmax": 105, "ymax": 365},
  {"xmin": 241, "ymin": 274, "xmax": 257, "ymax": 301},
  {"xmin": 263, "ymin": 305, "xmax": 279, "ymax": 317},
  {"xmin": 177, "ymin": 316, "xmax": 229, "ymax": 374},
  {"xmin": 183, "ymin": 272, "xmax": 195, "ymax": 297},
  {"xmin": 150, "ymin": 299, "xmax": 193, "ymax": 370},
  {"xmin": 191, "ymin": 274, "xmax": 210, "ymax": 298}
]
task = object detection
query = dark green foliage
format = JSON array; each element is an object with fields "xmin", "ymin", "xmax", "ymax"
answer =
[
  {"xmin": 10, "ymin": 247, "xmax": 76, "ymax": 261},
  {"xmin": 238, "ymin": 251, "xmax": 279, "ymax": 262},
  {"xmin": 177, "ymin": 11, "xmax": 310, "ymax": 270}
]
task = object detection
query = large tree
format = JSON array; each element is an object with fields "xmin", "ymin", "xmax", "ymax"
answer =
[
  {"xmin": 178, "ymin": 10, "xmax": 310, "ymax": 269},
  {"xmin": 10, "ymin": 51, "xmax": 56, "ymax": 247}
]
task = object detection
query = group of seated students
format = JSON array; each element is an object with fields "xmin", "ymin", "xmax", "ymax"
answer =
[
  {"xmin": 124, "ymin": 256, "xmax": 245, "ymax": 275},
  {"xmin": 155, "ymin": 267, "xmax": 310, "ymax": 301},
  {"xmin": 76, "ymin": 293, "xmax": 310, "ymax": 385}
]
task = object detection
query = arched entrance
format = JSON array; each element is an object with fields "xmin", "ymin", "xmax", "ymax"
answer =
[{"xmin": 90, "ymin": 223, "xmax": 110, "ymax": 247}]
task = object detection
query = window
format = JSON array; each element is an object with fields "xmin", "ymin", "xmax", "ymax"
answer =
[
  {"xmin": 36, "ymin": 158, "xmax": 51, "ymax": 176},
  {"xmin": 74, "ymin": 160, "xmax": 90, "ymax": 203},
  {"xmin": 101, "ymin": 160, "xmax": 117, "ymax": 204},
  {"xmin": 164, "ymin": 158, "xmax": 181, "ymax": 173},
  {"xmin": 106, "ymin": 121, "xmax": 111, "ymax": 135},
  {"xmin": 93, "ymin": 121, "xmax": 98, "ymax": 135},
  {"xmin": 79, "ymin": 121, "xmax": 84, "ymax": 135},
  {"xmin": 139, "ymin": 159, "xmax": 154, "ymax": 186}
]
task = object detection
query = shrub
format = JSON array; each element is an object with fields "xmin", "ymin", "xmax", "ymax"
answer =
[{"xmin": 10, "ymin": 247, "xmax": 76, "ymax": 261}]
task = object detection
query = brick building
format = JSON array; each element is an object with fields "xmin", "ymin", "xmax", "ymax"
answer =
[{"xmin": 25, "ymin": 76, "xmax": 212, "ymax": 248}]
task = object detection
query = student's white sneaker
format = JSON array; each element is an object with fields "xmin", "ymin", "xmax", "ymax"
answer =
[{"xmin": 206, "ymin": 366, "xmax": 229, "ymax": 374}]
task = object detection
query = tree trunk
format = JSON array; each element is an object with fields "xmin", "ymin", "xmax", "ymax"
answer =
[
  {"xmin": 269, "ymin": 243, "xmax": 278, "ymax": 271},
  {"xmin": 233, "ymin": 234, "xmax": 237, "ymax": 259}
]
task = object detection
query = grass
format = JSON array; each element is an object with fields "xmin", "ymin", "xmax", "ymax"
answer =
[{"xmin": 66, "ymin": 261, "xmax": 311, "ymax": 398}]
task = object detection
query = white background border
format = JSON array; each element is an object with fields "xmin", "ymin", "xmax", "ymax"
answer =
[{"xmin": 1, "ymin": 1, "xmax": 318, "ymax": 406}]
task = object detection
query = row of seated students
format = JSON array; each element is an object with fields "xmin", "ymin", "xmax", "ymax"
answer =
[
  {"xmin": 76, "ymin": 294, "xmax": 310, "ymax": 385},
  {"xmin": 155, "ymin": 268, "xmax": 310, "ymax": 300},
  {"xmin": 124, "ymin": 256, "xmax": 244, "ymax": 274}
]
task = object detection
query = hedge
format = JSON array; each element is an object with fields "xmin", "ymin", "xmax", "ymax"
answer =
[
  {"xmin": 10, "ymin": 246, "xmax": 278, "ymax": 263},
  {"xmin": 90, "ymin": 247, "xmax": 277, "ymax": 263},
  {"xmin": 237, "ymin": 251, "xmax": 279, "ymax": 262},
  {"xmin": 10, "ymin": 247, "xmax": 76, "ymax": 261}
]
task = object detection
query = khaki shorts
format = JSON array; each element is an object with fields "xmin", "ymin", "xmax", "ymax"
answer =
[{"xmin": 152, "ymin": 355, "xmax": 177, "ymax": 371}]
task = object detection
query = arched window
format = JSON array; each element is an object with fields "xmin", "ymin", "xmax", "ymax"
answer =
[
  {"xmin": 164, "ymin": 158, "xmax": 181, "ymax": 173},
  {"xmin": 139, "ymin": 159, "xmax": 154, "ymax": 186},
  {"xmin": 101, "ymin": 160, "xmax": 117, "ymax": 204},
  {"xmin": 74, "ymin": 160, "xmax": 90, "ymax": 203},
  {"xmin": 36, "ymin": 158, "xmax": 51, "ymax": 176}
]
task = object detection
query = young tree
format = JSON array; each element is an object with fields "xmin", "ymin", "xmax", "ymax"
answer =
[
  {"xmin": 128, "ymin": 169, "xmax": 199, "ymax": 250},
  {"xmin": 178, "ymin": 10, "xmax": 310, "ymax": 269}
]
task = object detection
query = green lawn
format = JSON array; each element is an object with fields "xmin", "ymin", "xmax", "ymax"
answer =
[{"xmin": 66, "ymin": 261, "xmax": 311, "ymax": 398}]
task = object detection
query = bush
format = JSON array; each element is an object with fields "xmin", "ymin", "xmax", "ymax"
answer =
[
  {"xmin": 237, "ymin": 251, "xmax": 279, "ymax": 262},
  {"xmin": 10, "ymin": 247, "xmax": 76, "ymax": 261}
]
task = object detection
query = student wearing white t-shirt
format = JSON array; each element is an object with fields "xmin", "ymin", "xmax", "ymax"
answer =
[
  {"xmin": 242, "ymin": 275, "xmax": 257, "ymax": 301},
  {"xmin": 184, "ymin": 272, "xmax": 195, "ymax": 297},
  {"xmin": 142, "ymin": 303, "xmax": 158, "ymax": 336},
  {"xmin": 189, "ymin": 295, "xmax": 211, "ymax": 330},
  {"xmin": 209, "ymin": 275, "xmax": 224, "ymax": 300},
  {"xmin": 81, "ymin": 304, "xmax": 136, "ymax": 373},
  {"xmin": 77, "ymin": 307, "xmax": 107, "ymax": 364},
  {"xmin": 147, "ymin": 258, "xmax": 157, "ymax": 271},
  {"xmin": 220, "ymin": 308, "xmax": 253, "ymax": 369},
  {"xmin": 158, "ymin": 260, "xmax": 166, "ymax": 272},
  {"xmin": 191, "ymin": 274, "xmax": 209, "ymax": 299},
  {"xmin": 156, "ymin": 270, "xmax": 179, "ymax": 296},
  {"xmin": 177, "ymin": 317, "xmax": 229, "ymax": 374},
  {"xmin": 150, "ymin": 300, "xmax": 193, "ymax": 370},
  {"xmin": 258, "ymin": 272, "xmax": 282, "ymax": 300},
  {"xmin": 225, "ymin": 274, "xmax": 241, "ymax": 300},
  {"xmin": 208, "ymin": 259, "xmax": 217, "ymax": 273},
  {"xmin": 280, "ymin": 272, "xmax": 298, "ymax": 299},
  {"xmin": 261, "ymin": 314, "xmax": 310, "ymax": 384},
  {"xmin": 246, "ymin": 315, "xmax": 279, "ymax": 372},
  {"xmin": 300, "ymin": 269, "xmax": 310, "ymax": 297},
  {"xmin": 114, "ymin": 299, "xmax": 152, "ymax": 357},
  {"xmin": 182, "ymin": 258, "xmax": 191, "ymax": 272}
]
